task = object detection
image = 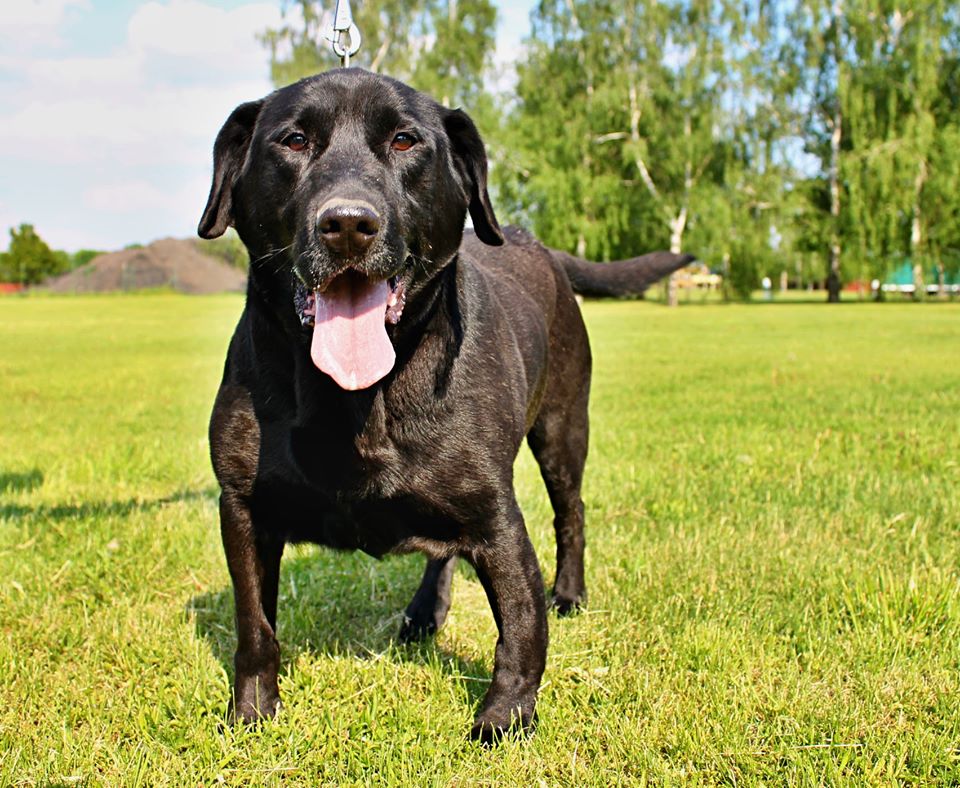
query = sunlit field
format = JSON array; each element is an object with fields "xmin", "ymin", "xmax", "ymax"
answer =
[{"xmin": 1, "ymin": 294, "xmax": 958, "ymax": 785}]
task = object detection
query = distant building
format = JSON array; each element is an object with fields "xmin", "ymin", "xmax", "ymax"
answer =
[
  {"xmin": 882, "ymin": 261, "xmax": 959, "ymax": 296},
  {"xmin": 674, "ymin": 262, "xmax": 722, "ymax": 290}
]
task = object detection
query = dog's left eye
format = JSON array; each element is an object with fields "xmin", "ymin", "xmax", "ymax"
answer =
[
  {"xmin": 391, "ymin": 133, "xmax": 417, "ymax": 152},
  {"xmin": 282, "ymin": 133, "xmax": 308, "ymax": 152}
]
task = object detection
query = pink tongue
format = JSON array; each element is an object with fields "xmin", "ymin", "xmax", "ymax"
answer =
[{"xmin": 310, "ymin": 272, "xmax": 395, "ymax": 390}]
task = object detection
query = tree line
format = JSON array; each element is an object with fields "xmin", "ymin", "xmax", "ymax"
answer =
[
  {"xmin": 264, "ymin": 0, "xmax": 960, "ymax": 301},
  {"xmin": 0, "ymin": 224, "xmax": 252, "ymax": 285},
  {"xmin": 0, "ymin": 225, "xmax": 101, "ymax": 286}
]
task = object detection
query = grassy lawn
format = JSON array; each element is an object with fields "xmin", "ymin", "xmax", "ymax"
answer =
[{"xmin": 1, "ymin": 294, "xmax": 958, "ymax": 785}]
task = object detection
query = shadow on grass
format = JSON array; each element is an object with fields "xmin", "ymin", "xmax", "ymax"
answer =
[
  {"xmin": 0, "ymin": 468, "xmax": 44, "ymax": 494},
  {"xmin": 0, "ymin": 487, "xmax": 216, "ymax": 520},
  {"xmin": 188, "ymin": 551, "xmax": 491, "ymax": 711}
]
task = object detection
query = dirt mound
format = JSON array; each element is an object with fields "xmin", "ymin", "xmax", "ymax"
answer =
[{"xmin": 45, "ymin": 238, "xmax": 246, "ymax": 294}]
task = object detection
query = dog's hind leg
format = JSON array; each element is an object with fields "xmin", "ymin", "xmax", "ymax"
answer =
[
  {"xmin": 527, "ymin": 291, "xmax": 591, "ymax": 616},
  {"xmin": 527, "ymin": 403, "xmax": 588, "ymax": 615},
  {"xmin": 398, "ymin": 556, "xmax": 456, "ymax": 643}
]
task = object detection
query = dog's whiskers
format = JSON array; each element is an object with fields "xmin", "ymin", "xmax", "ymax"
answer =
[{"xmin": 253, "ymin": 243, "xmax": 296, "ymax": 275}]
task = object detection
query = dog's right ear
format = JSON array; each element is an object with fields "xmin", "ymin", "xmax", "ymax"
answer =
[{"xmin": 198, "ymin": 100, "xmax": 263, "ymax": 239}]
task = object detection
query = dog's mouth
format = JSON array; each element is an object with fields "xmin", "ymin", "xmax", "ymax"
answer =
[
  {"xmin": 295, "ymin": 267, "xmax": 408, "ymax": 391},
  {"xmin": 297, "ymin": 274, "xmax": 407, "ymax": 329}
]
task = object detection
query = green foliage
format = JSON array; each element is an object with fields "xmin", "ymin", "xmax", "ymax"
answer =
[
  {"xmin": 782, "ymin": 0, "xmax": 960, "ymax": 287},
  {"xmin": 71, "ymin": 249, "xmax": 103, "ymax": 269},
  {"xmin": 257, "ymin": 1, "xmax": 960, "ymax": 292},
  {"xmin": 839, "ymin": 1, "xmax": 946, "ymax": 282},
  {"xmin": 725, "ymin": 246, "xmax": 763, "ymax": 301},
  {"xmin": 410, "ymin": 0, "xmax": 498, "ymax": 108},
  {"xmin": 494, "ymin": 0, "xmax": 801, "ymax": 304},
  {"xmin": 262, "ymin": 0, "xmax": 427, "ymax": 84},
  {"xmin": 0, "ymin": 224, "xmax": 69, "ymax": 284},
  {"xmin": 196, "ymin": 229, "xmax": 250, "ymax": 271},
  {"xmin": 2, "ymin": 294, "xmax": 959, "ymax": 782},
  {"xmin": 262, "ymin": 0, "xmax": 497, "ymax": 110},
  {"xmin": 496, "ymin": 1, "xmax": 674, "ymax": 258},
  {"xmin": 922, "ymin": 104, "xmax": 960, "ymax": 274}
]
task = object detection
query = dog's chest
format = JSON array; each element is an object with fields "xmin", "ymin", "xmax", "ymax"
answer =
[
  {"xmin": 289, "ymin": 401, "xmax": 405, "ymax": 495},
  {"xmin": 278, "ymin": 396, "xmax": 481, "ymax": 554}
]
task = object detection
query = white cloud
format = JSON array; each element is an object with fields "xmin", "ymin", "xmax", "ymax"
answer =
[
  {"xmin": 84, "ymin": 180, "xmax": 176, "ymax": 213},
  {"xmin": 1, "ymin": 51, "xmax": 142, "ymax": 89},
  {"xmin": 0, "ymin": 1, "xmax": 286, "ymax": 249},
  {"xmin": 0, "ymin": 0, "xmax": 89, "ymax": 50},
  {"xmin": 0, "ymin": 202, "xmax": 16, "ymax": 242},
  {"xmin": 0, "ymin": 0, "xmax": 534, "ymax": 251},
  {"xmin": 490, "ymin": 2, "xmax": 533, "ymax": 94},
  {"xmin": 127, "ymin": 0, "xmax": 279, "ymax": 59},
  {"xmin": 0, "ymin": 79, "xmax": 273, "ymax": 166},
  {"xmin": 0, "ymin": 0, "xmax": 87, "ymax": 26},
  {"xmin": 83, "ymin": 174, "xmax": 211, "ymax": 227},
  {"xmin": 0, "ymin": 1, "xmax": 283, "ymax": 163}
]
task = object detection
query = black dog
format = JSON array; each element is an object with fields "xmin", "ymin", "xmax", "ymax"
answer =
[{"xmin": 199, "ymin": 68, "xmax": 691, "ymax": 742}]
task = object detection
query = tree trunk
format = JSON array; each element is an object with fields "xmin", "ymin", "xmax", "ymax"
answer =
[
  {"xmin": 912, "ymin": 263, "xmax": 924, "ymax": 300},
  {"xmin": 629, "ymin": 76, "xmax": 680, "ymax": 308},
  {"xmin": 827, "ymin": 0, "xmax": 843, "ymax": 303},
  {"xmin": 827, "ymin": 107, "xmax": 842, "ymax": 302},
  {"xmin": 722, "ymin": 252, "xmax": 731, "ymax": 302},
  {"xmin": 664, "ymin": 211, "xmax": 686, "ymax": 307},
  {"xmin": 910, "ymin": 156, "xmax": 929, "ymax": 293},
  {"xmin": 368, "ymin": 36, "xmax": 392, "ymax": 73}
]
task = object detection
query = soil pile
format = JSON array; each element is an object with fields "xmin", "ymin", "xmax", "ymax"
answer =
[{"xmin": 45, "ymin": 238, "xmax": 246, "ymax": 294}]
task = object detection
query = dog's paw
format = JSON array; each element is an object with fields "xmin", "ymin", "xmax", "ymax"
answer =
[
  {"xmin": 398, "ymin": 613, "xmax": 437, "ymax": 644},
  {"xmin": 229, "ymin": 685, "xmax": 281, "ymax": 725},
  {"xmin": 550, "ymin": 591, "xmax": 585, "ymax": 617},
  {"xmin": 469, "ymin": 705, "xmax": 536, "ymax": 745}
]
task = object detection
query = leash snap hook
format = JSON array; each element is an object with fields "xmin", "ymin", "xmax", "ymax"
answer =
[{"xmin": 323, "ymin": 0, "xmax": 362, "ymax": 67}]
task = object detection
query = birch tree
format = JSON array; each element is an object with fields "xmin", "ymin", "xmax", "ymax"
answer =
[
  {"xmin": 262, "ymin": 0, "xmax": 497, "ymax": 112},
  {"xmin": 496, "ymin": 0, "xmax": 737, "ymax": 303},
  {"xmin": 783, "ymin": 0, "xmax": 848, "ymax": 300},
  {"xmin": 843, "ymin": 1, "xmax": 954, "ymax": 292}
]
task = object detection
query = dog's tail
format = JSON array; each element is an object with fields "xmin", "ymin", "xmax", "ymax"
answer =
[{"xmin": 551, "ymin": 248, "xmax": 695, "ymax": 298}]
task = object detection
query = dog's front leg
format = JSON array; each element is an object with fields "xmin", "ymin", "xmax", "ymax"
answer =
[
  {"xmin": 220, "ymin": 490, "xmax": 284, "ymax": 722},
  {"xmin": 468, "ymin": 509, "xmax": 547, "ymax": 743}
]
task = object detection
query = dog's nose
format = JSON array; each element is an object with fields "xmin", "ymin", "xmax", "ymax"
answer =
[{"xmin": 316, "ymin": 199, "xmax": 380, "ymax": 258}]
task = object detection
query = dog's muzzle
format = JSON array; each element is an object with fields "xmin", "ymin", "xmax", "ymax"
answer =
[{"xmin": 295, "ymin": 273, "xmax": 406, "ymax": 330}]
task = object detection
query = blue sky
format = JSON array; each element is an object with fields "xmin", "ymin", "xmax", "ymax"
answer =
[{"xmin": 0, "ymin": 0, "xmax": 535, "ymax": 252}]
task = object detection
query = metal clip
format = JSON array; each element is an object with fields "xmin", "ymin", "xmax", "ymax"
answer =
[{"xmin": 323, "ymin": 0, "xmax": 362, "ymax": 67}]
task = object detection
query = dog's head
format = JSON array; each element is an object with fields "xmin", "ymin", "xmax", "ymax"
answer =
[{"xmin": 199, "ymin": 69, "xmax": 503, "ymax": 389}]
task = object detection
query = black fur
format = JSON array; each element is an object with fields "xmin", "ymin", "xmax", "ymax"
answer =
[
  {"xmin": 551, "ymin": 248, "xmax": 695, "ymax": 298},
  {"xmin": 200, "ymin": 69, "xmax": 690, "ymax": 742}
]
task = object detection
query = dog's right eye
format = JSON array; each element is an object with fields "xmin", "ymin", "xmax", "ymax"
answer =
[{"xmin": 282, "ymin": 133, "xmax": 308, "ymax": 152}]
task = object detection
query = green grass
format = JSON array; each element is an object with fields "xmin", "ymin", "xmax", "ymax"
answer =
[
  {"xmin": 1, "ymin": 294, "xmax": 958, "ymax": 785},
  {"xmin": 647, "ymin": 285, "xmax": 960, "ymax": 305}
]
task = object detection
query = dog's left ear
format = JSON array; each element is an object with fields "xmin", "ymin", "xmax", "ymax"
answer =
[
  {"xmin": 444, "ymin": 109, "xmax": 504, "ymax": 246},
  {"xmin": 198, "ymin": 100, "xmax": 263, "ymax": 239}
]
